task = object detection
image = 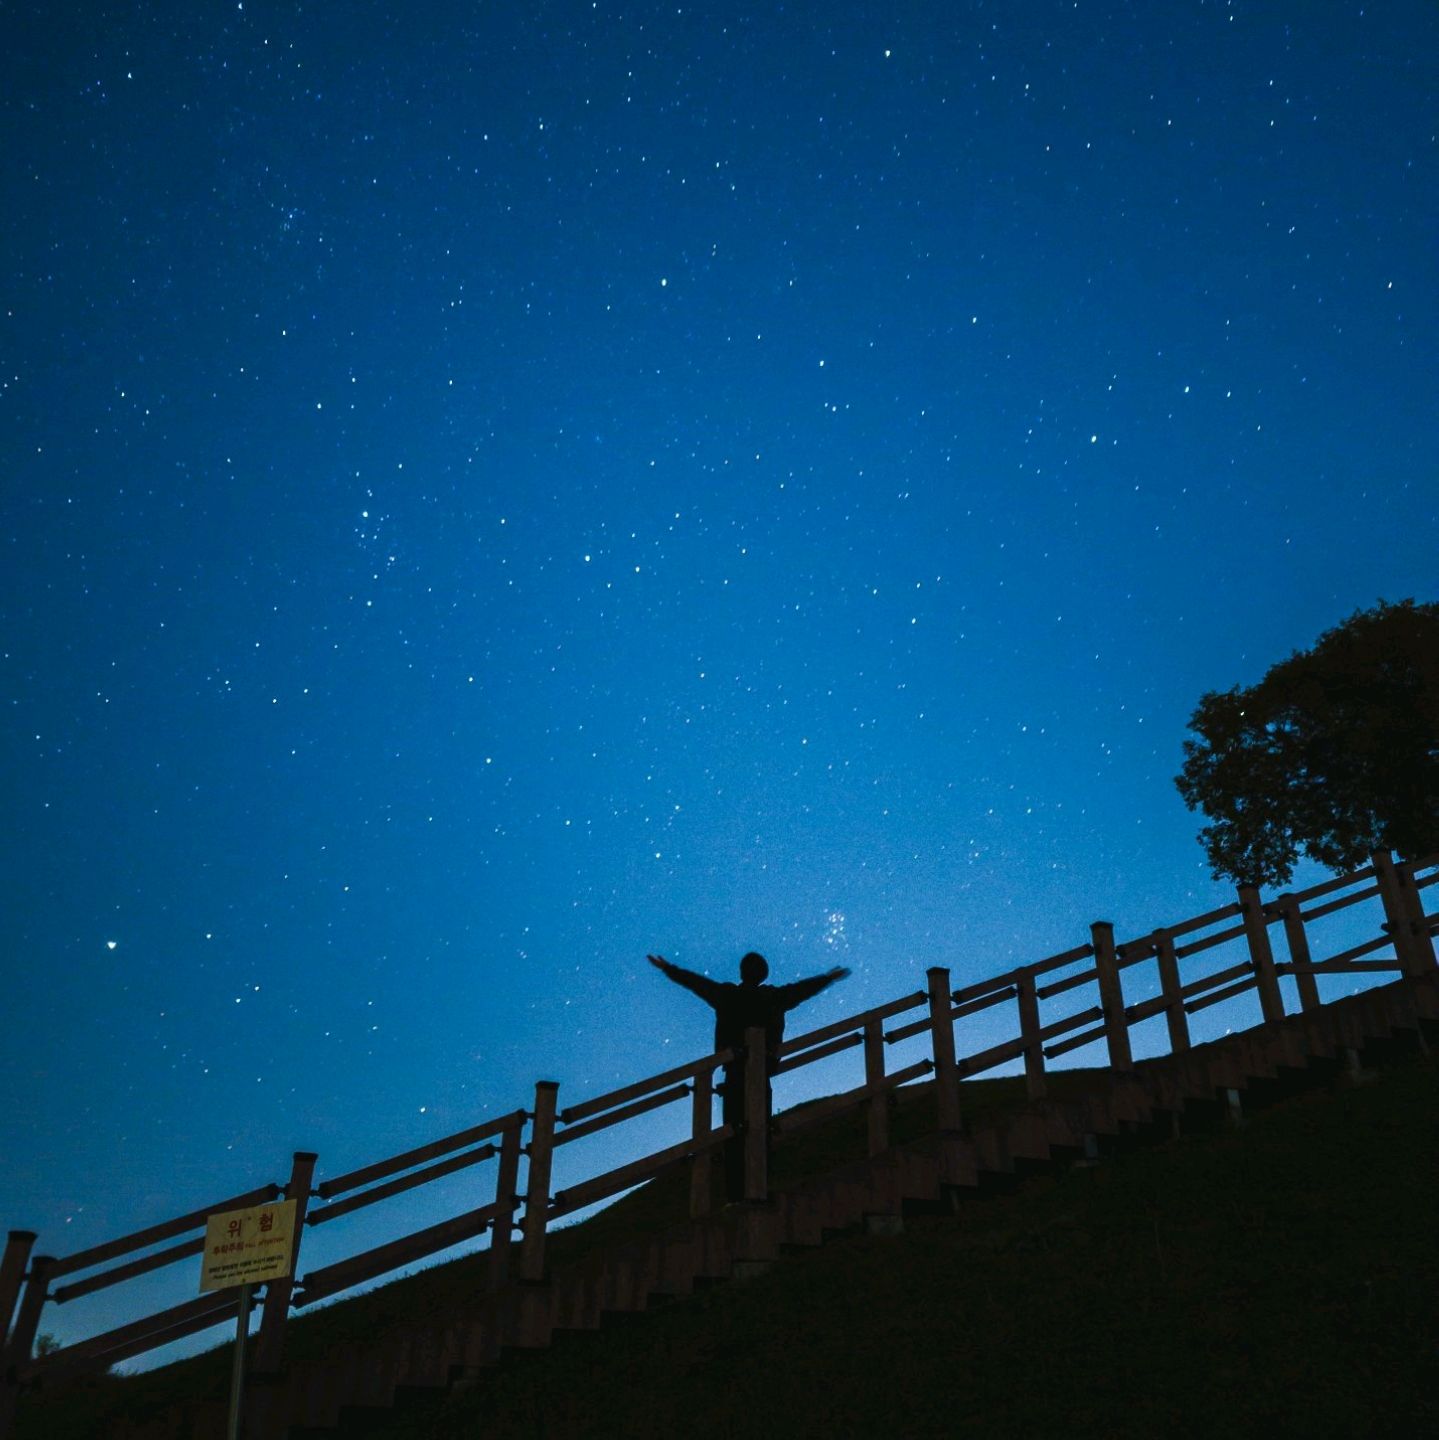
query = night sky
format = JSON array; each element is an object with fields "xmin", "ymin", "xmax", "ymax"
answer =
[{"xmin": 4, "ymin": 1, "xmax": 1437, "ymax": 1355}]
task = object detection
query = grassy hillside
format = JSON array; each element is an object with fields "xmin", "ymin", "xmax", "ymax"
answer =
[
  {"xmin": 365, "ymin": 1052, "xmax": 1439, "ymax": 1439},
  {"xmin": 18, "ymin": 1052, "xmax": 1437, "ymax": 1438}
]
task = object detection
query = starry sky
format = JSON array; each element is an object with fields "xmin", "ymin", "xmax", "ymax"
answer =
[{"xmin": 3, "ymin": 1, "xmax": 1437, "ymax": 1355}]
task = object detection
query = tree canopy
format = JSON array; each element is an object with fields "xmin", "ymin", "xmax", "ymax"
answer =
[{"xmin": 1174, "ymin": 599, "xmax": 1439, "ymax": 886}]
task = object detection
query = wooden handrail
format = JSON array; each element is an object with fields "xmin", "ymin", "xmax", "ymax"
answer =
[
  {"xmin": 1174, "ymin": 958, "xmax": 1254, "ymax": 1002},
  {"xmin": 1312, "ymin": 932, "xmax": 1397, "ymax": 969},
  {"xmin": 957, "ymin": 1035, "xmax": 1028, "ymax": 1079},
  {"xmin": 1037, "ymin": 1005, "xmax": 1104, "ymax": 1043},
  {"xmin": 558, "ymin": 1052, "xmax": 730, "ymax": 1126},
  {"xmin": 554, "ymin": 1084, "xmax": 692, "ymax": 1147},
  {"xmin": 316, "ymin": 1110, "xmax": 525, "ymax": 1200},
  {"xmin": 45, "ymin": 1184, "xmax": 281, "ymax": 1281},
  {"xmin": 1044, "ymin": 1020, "xmax": 1110, "ymax": 1060},
  {"xmin": 1115, "ymin": 938, "xmax": 1158, "ymax": 968},
  {"xmin": 297, "ymin": 1200, "xmax": 507, "ymax": 1307},
  {"xmin": 308, "ymin": 1144, "xmax": 499, "ymax": 1226},
  {"xmin": 1034, "ymin": 966, "xmax": 1100, "ymax": 1002},
  {"xmin": 1172, "ymin": 921, "xmax": 1248, "ymax": 961},
  {"xmin": 31, "ymin": 1290, "xmax": 241, "ymax": 1373},
  {"xmin": 1278, "ymin": 959, "xmax": 1404, "ymax": 975},
  {"xmin": 1299, "ymin": 882, "xmax": 1382, "ymax": 923},
  {"xmin": 32, "ymin": 1294, "xmax": 243, "ymax": 1381},
  {"xmin": 883, "ymin": 1013, "xmax": 933, "ymax": 1044},
  {"xmin": 774, "ymin": 1031, "xmax": 864, "ymax": 1074},
  {"xmin": 884, "ymin": 983, "xmax": 1019, "ymax": 1044},
  {"xmin": 950, "ymin": 970, "xmax": 1022, "ymax": 1007},
  {"xmin": 550, "ymin": 1130, "xmax": 732, "ymax": 1220},
  {"xmin": 1162, "ymin": 899, "xmax": 1244, "ymax": 941},
  {"xmin": 1027, "ymin": 940, "xmax": 1097, "ymax": 976},
  {"xmin": 952, "ymin": 986, "xmax": 1018, "ymax": 1021},
  {"xmin": 1122, "ymin": 993, "xmax": 1172, "ymax": 1027},
  {"xmin": 51, "ymin": 1237, "xmax": 204, "ymax": 1304},
  {"xmin": 1184, "ymin": 976, "xmax": 1259, "ymax": 1015},
  {"xmin": 779, "ymin": 991, "xmax": 926, "ymax": 1057},
  {"xmin": 1282, "ymin": 864, "xmax": 1377, "ymax": 908},
  {"xmin": 775, "ymin": 1060, "xmax": 933, "ymax": 1138}
]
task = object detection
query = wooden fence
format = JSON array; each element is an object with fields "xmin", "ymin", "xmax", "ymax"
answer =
[{"xmin": 3, "ymin": 849, "xmax": 1436, "ymax": 1410}]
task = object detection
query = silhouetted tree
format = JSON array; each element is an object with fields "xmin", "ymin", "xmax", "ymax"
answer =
[{"xmin": 1175, "ymin": 599, "xmax": 1439, "ymax": 885}]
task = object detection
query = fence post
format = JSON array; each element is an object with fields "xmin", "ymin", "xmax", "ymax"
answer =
[
  {"xmin": 520, "ymin": 1081, "xmax": 558, "ymax": 1283},
  {"xmin": 742, "ymin": 1027, "xmax": 769, "ymax": 1203},
  {"xmin": 0, "ymin": 1233, "xmax": 37, "ymax": 1440},
  {"xmin": 864, "ymin": 1017, "xmax": 890, "ymax": 1155},
  {"xmin": 1238, "ymin": 887, "xmax": 1285, "ymax": 1025},
  {"xmin": 1091, "ymin": 923, "xmax": 1133, "ymax": 1071},
  {"xmin": 1395, "ymin": 856, "xmax": 1438, "ymax": 973},
  {"xmin": 488, "ymin": 1119, "xmax": 523, "ymax": 1290},
  {"xmin": 1015, "ymin": 970, "xmax": 1046, "ymax": 1099},
  {"xmin": 0, "ymin": 1234, "xmax": 34, "ymax": 1357},
  {"xmin": 0, "ymin": 1368, "xmax": 15, "ymax": 1440},
  {"xmin": 927, "ymin": 967, "xmax": 962, "ymax": 1132},
  {"xmin": 1, "ymin": 1254, "xmax": 53, "ymax": 1440},
  {"xmin": 254, "ymin": 1151, "xmax": 317, "ymax": 1374},
  {"xmin": 1153, "ymin": 929, "xmax": 1191, "ymax": 1053},
  {"xmin": 689, "ymin": 1065, "xmax": 714, "ymax": 1219},
  {"xmin": 2, "ymin": 1253, "xmax": 53, "ymax": 1381},
  {"xmin": 1276, "ymin": 895, "xmax": 1321, "ymax": 1012},
  {"xmin": 1375, "ymin": 851, "xmax": 1437, "ymax": 977},
  {"xmin": 1372, "ymin": 851, "xmax": 1417, "ymax": 975}
]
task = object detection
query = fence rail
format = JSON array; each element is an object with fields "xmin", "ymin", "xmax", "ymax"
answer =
[{"xmin": 3, "ymin": 848, "xmax": 1436, "ymax": 1416}]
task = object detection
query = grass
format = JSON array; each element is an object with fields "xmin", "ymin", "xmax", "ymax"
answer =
[
  {"xmin": 332, "ymin": 1052, "xmax": 1439, "ymax": 1439},
  {"xmin": 16, "ymin": 1052, "xmax": 1438, "ymax": 1438}
]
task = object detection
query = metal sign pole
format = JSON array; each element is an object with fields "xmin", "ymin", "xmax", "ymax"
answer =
[
  {"xmin": 226, "ymin": 1281, "xmax": 253, "ymax": 1440},
  {"xmin": 200, "ymin": 1197, "xmax": 295, "ymax": 1440}
]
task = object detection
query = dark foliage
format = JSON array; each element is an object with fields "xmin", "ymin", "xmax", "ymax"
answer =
[{"xmin": 1175, "ymin": 599, "xmax": 1439, "ymax": 885}]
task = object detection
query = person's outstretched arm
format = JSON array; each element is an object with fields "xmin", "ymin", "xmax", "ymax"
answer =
[
  {"xmin": 647, "ymin": 954, "xmax": 724, "ymax": 1006},
  {"xmin": 775, "ymin": 966, "xmax": 851, "ymax": 1012}
]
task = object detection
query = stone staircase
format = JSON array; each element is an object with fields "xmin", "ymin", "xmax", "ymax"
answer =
[{"xmin": 129, "ymin": 971, "xmax": 1437, "ymax": 1439}]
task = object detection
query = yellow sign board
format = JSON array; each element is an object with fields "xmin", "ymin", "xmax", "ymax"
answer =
[{"xmin": 199, "ymin": 1199, "xmax": 297, "ymax": 1293}]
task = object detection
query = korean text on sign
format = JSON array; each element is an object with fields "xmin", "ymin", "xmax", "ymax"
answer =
[{"xmin": 199, "ymin": 1199, "xmax": 297, "ymax": 1293}]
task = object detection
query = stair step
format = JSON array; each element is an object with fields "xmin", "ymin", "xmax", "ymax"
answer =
[{"xmin": 228, "ymin": 972, "xmax": 1439, "ymax": 1437}]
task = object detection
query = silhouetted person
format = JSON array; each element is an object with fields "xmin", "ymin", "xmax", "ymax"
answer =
[{"xmin": 647, "ymin": 951, "xmax": 850, "ymax": 1199}]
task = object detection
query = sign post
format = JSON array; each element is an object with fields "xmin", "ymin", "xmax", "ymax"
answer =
[
  {"xmin": 199, "ymin": 1199, "xmax": 296, "ymax": 1440},
  {"xmin": 226, "ymin": 1282, "xmax": 253, "ymax": 1440}
]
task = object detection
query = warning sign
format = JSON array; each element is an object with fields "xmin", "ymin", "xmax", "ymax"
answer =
[{"xmin": 199, "ymin": 1199, "xmax": 297, "ymax": 1293}]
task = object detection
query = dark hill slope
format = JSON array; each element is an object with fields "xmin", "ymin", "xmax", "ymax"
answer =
[{"xmin": 365, "ymin": 1052, "xmax": 1438, "ymax": 1440}]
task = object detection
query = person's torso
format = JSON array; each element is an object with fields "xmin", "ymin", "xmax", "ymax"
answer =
[{"xmin": 710, "ymin": 984, "xmax": 789, "ymax": 1057}]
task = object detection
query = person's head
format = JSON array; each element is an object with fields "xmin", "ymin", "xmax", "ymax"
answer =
[{"xmin": 739, "ymin": 951, "xmax": 769, "ymax": 986}]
